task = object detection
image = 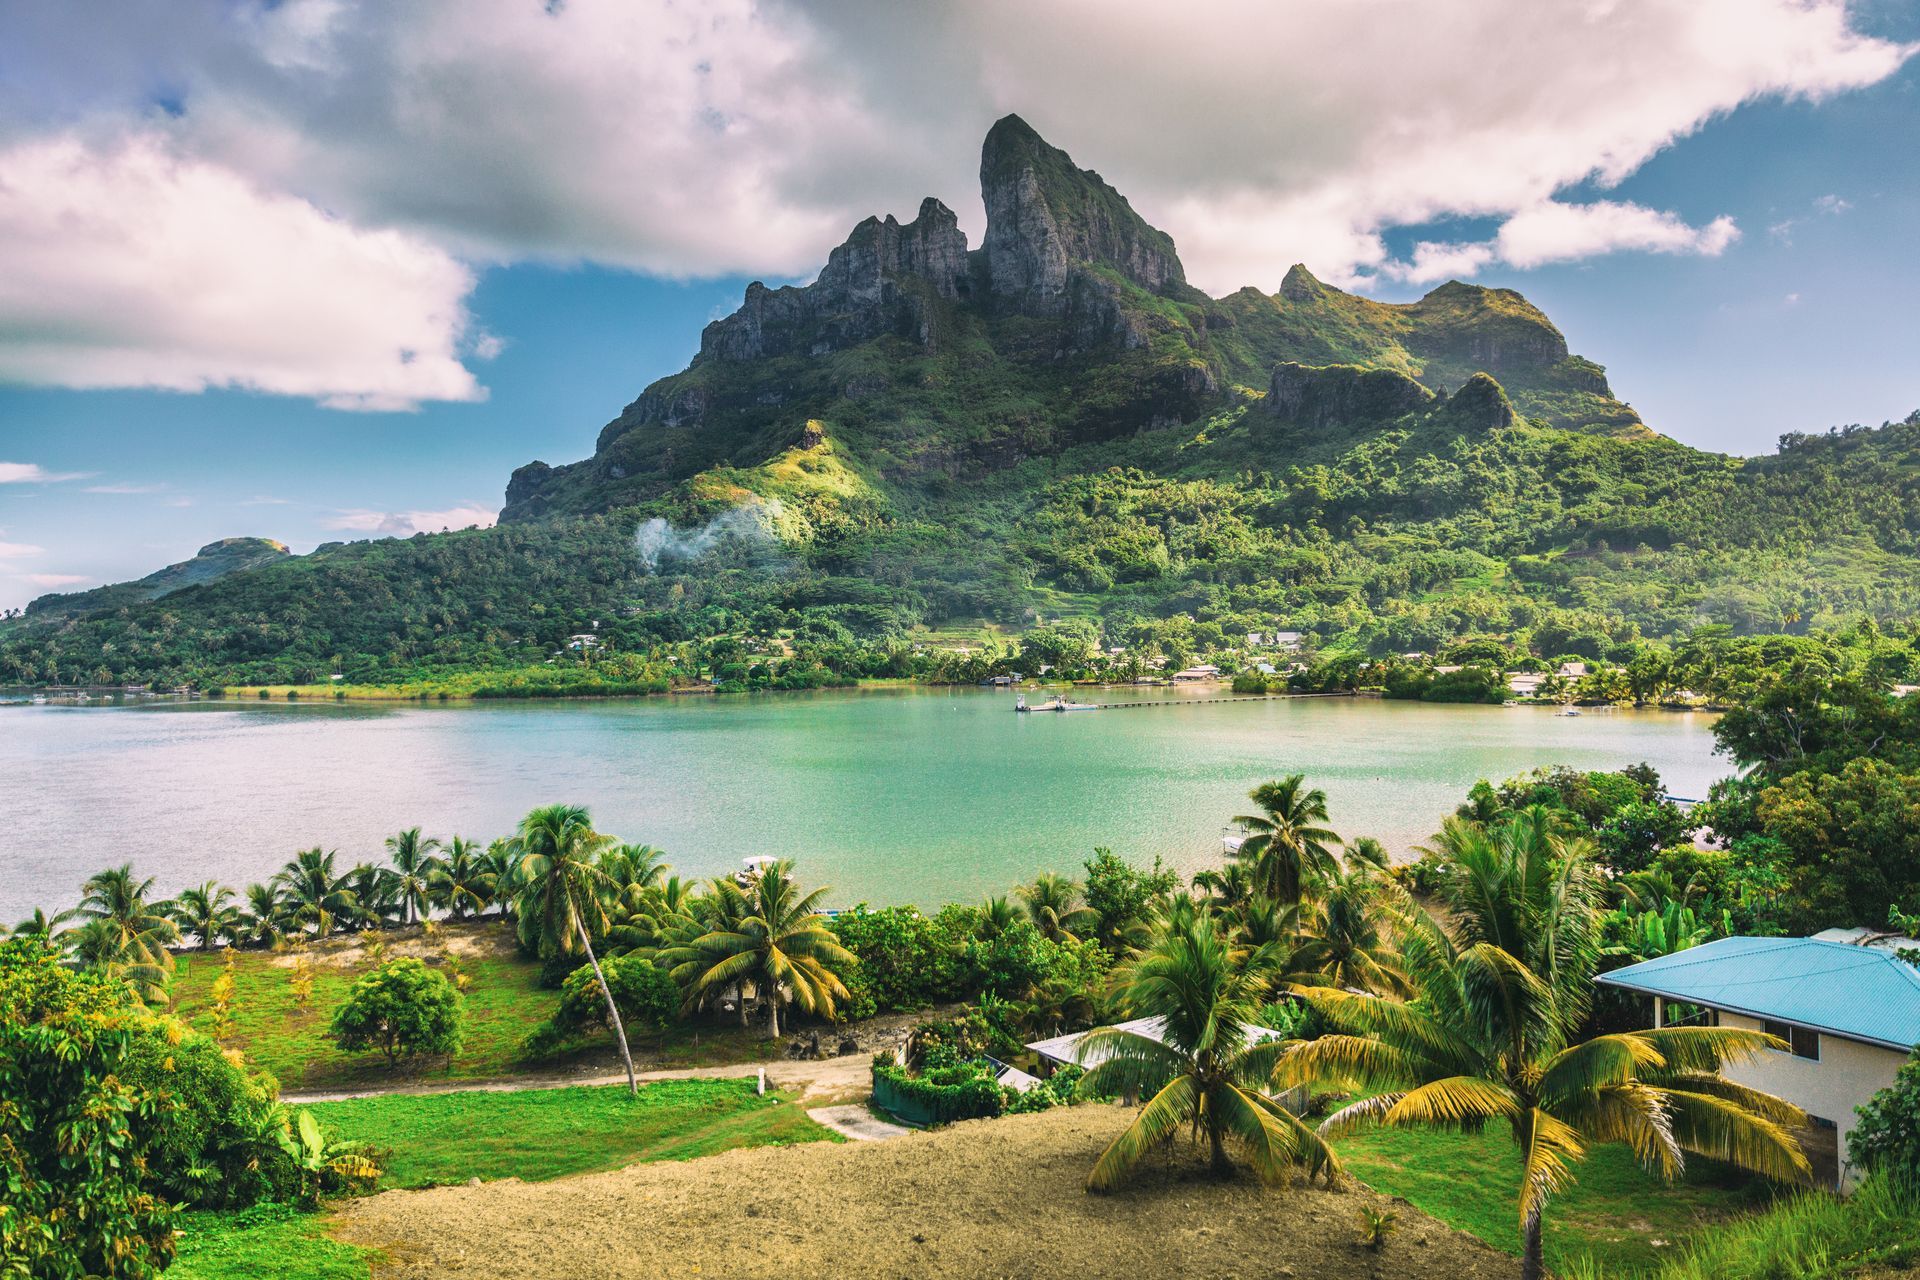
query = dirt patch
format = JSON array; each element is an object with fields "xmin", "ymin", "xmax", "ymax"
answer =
[
  {"xmin": 259, "ymin": 921, "xmax": 521, "ymax": 969},
  {"xmin": 335, "ymin": 1103, "xmax": 1515, "ymax": 1279}
]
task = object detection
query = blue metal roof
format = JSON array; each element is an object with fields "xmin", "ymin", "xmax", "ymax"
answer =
[{"xmin": 1597, "ymin": 936, "xmax": 1920, "ymax": 1052}]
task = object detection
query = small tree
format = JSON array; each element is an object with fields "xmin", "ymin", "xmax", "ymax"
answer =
[
  {"xmin": 329, "ymin": 957, "xmax": 464, "ymax": 1068},
  {"xmin": 1851, "ymin": 1049, "xmax": 1920, "ymax": 1181},
  {"xmin": 523, "ymin": 953, "xmax": 678, "ymax": 1056}
]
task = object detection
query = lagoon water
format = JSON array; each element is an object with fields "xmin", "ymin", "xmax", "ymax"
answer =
[{"xmin": 0, "ymin": 687, "xmax": 1727, "ymax": 921}]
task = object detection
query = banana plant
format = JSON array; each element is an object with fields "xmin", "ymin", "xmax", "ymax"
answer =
[{"xmin": 277, "ymin": 1109, "xmax": 380, "ymax": 1207}]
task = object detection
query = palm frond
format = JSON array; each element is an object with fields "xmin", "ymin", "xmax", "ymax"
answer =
[{"xmin": 1087, "ymin": 1074, "xmax": 1200, "ymax": 1192}]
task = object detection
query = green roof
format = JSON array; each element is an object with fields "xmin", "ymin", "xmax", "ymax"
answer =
[{"xmin": 1597, "ymin": 936, "xmax": 1920, "ymax": 1052}]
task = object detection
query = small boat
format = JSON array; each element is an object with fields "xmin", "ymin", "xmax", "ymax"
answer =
[
  {"xmin": 1015, "ymin": 694, "xmax": 1098, "ymax": 713},
  {"xmin": 1556, "ymin": 706, "xmax": 1582, "ymax": 717}
]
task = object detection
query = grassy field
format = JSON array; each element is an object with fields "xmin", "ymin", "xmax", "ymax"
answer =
[
  {"xmin": 1341, "ymin": 1114, "xmax": 1774, "ymax": 1274},
  {"xmin": 170, "ymin": 1205, "xmax": 377, "ymax": 1280},
  {"xmin": 307, "ymin": 1077, "xmax": 840, "ymax": 1187},
  {"xmin": 169, "ymin": 923, "xmax": 792, "ymax": 1091}
]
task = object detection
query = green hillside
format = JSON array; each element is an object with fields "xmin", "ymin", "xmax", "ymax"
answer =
[{"xmin": 3, "ymin": 116, "xmax": 1917, "ymax": 689}]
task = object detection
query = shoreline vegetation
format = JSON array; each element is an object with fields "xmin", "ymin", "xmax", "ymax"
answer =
[{"xmin": 9, "ymin": 668, "xmax": 1920, "ymax": 1280}]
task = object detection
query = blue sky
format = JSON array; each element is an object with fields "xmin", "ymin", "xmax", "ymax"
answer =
[{"xmin": 2, "ymin": 1, "xmax": 1917, "ymax": 611}]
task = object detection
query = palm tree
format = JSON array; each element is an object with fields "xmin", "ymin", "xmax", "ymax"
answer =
[
  {"xmin": 1017, "ymin": 872, "xmax": 1096, "ymax": 943},
  {"xmin": 480, "ymin": 838, "xmax": 520, "ymax": 919},
  {"xmin": 10, "ymin": 906, "xmax": 78, "ymax": 956},
  {"xmin": 430, "ymin": 836, "xmax": 496, "ymax": 920},
  {"xmin": 75, "ymin": 864, "xmax": 179, "ymax": 1002},
  {"xmin": 1282, "ymin": 808, "xmax": 1809, "ymax": 1280},
  {"xmin": 602, "ymin": 844, "xmax": 669, "ymax": 904},
  {"xmin": 172, "ymin": 881, "xmax": 240, "ymax": 951},
  {"xmin": 666, "ymin": 859, "xmax": 853, "ymax": 1040},
  {"xmin": 509, "ymin": 803, "xmax": 636, "ymax": 1093},
  {"xmin": 239, "ymin": 882, "xmax": 289, "ymax": 948},
  {"xmin": 275, "ymin": 847, "xmax": 356, "ymax": 938},
  {"xmin": 975, "ymin": 893, "xmax": 1020, "ymax": 940},
  {"xmin": 341, "ymin": 862, "xmax": 400, "ymax": 930},
  {"xmin": 1076, "ymin": 908, "xmax": 1339, "ymax": 1190},
  {"xmin": 1231, "ymin": 776, "xmax": 1341, "ymax": 906},
  {"xmin": 1192, "ymin": 861, "xmax": 1257, "ymax": 913},
  {"xmin": 1294, "ymin": 869, "xmax": 1408, "ymax": 996},
  {"xmin": 385, "ymin": 827, "xmax": 444, "ymax": 926}
]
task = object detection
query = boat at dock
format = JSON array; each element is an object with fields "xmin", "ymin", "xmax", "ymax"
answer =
[{"xmin": 1015, "ymin": 693, "xmax": 1099, "ymax": 713}]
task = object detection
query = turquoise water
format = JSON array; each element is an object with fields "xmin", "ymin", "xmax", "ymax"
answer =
[{"xmin": 0, "ymin": 687, "xmax": 1726, "ymax": 920}]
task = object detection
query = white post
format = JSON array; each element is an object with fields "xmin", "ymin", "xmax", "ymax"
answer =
[
  {"xmin": 1653, "ymin": 996, "xmax": 1665, "ymax": 1029},
  {"xmin": 757, "ymin": 1067, "xmax": 766, "ymax": 1096}
]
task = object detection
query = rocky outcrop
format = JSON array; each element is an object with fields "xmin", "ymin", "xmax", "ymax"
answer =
[
  {"xmin": 697, "ymin": 197, "xmax": 969, "ymax": 363},
  {"xmin": 1268, "ymin": 362, "xmax": 1435, "ymax": 429},
  {"xmin": 1436, "ymin": 372, "xmax": 1518, "ymax": 432},
  {"xmin": 979, "ymin": 114, "xmax": 1185, "ymax": 312}
]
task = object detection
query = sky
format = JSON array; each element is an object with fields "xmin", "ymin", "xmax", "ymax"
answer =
[{"xmin": 1, "ymin": 0, "xmax": 1918, "ymax": 612}]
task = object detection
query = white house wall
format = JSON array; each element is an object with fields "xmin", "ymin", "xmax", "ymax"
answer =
[{"xmin": 1716, "ymin": 1010, "xmax": 1907, "ymax": 1190}]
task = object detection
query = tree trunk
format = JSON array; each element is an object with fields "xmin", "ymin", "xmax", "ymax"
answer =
[
  {"xmin": 1521, "ymin": 1214, "xmax": 1545, "ymax": 1280},
  {"xmin": 739, "ymin": 986, "xmax": 750, "ymax": 1028},
  {"xmin": 573, "ymin": 903, "xmax": 637, "ymax": 1096},
  {"xmin": 1208, "ymin": 1122, "xmax": 1231, "ymax": 1177},
  {"xmin": 767, "ymin": 992, "xmax": 780, "ymax": 1040}
]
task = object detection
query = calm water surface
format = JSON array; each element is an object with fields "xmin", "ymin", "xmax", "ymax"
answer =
[{"xmin": 0, "ymin": 688, "xmax": 1726, "ymax": 920}]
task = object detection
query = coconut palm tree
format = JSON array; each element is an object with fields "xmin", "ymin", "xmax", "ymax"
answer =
[
  {"xmin": 1281, "ymin": 808, "xmax": 1810, "ymax": 1280},
  {"xmin": 666, "ymin": 859, "xmax": 853, "ymax": 1040},
  {"xmin": 509, "ymin": 803, "xmax": 636, "ymax": 1093},
  {"xmin": 430, "ymin": 836, "xmax": 496, "ymax": 920},
  {"xmin": 1017, "ymin": 872, "xmax": 1097, "ymax": 943},
  {"xmin": 10, "ymin": 906, "xmax": 78, "ymax": 955},
  {"xmin": 1294, "ymin": 870, "xmax": 1408, "ymax": 996},
  {"xmin": 975, "ymin": 893, "xmax": 1020, "ymax": 940},
  {"xmin": 602, "ymin": 844, "xmax": 670, "ymax": 904},
  {"xmin": 385, "ymin": 827, "xmax": 444, "ymax": 926},
  {"xmin": 75, "ymin": 864, "xmax": 179, "ymax": 1002},
  {"xmin": 172, "ymin": 881, "xmax": 240, "ymax": 951},
  {"xmin": 479, "ymin": 838, "xmax": 519, "ymax": 919},
  {"xmin": 239, "ymin": 882, "xmax": 289, "ymax": 948},
  {"xmin": 341, "ymin": 862, "xmax": 400, "ymax": 930},
  {"xmin": 1192, "ymin": 861, "xmax": 1258, "ymax": 913},
  {"xmin": 1076, "ymin": 907, "xmax": 1339, "ymax": 1190},
  {"xmin": 1231, "ymin": 776, "xmax": 1341, "ymax": 906},
  {"xmin": 276, "ymin": 847, "xmax": 356, "ymax": 939}
]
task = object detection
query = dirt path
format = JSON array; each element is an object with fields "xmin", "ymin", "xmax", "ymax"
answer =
[
  {"xmin": 284, "ymin": 1050, "xmax": 875, "ymax": 1105},
  {"xmin": 806, "ymin": 1103, "xmax": 912, "ymax": 1140},
  {"xmin": 335, "ymin": 1104, "xmax": 1516, "ymax": 1280}
]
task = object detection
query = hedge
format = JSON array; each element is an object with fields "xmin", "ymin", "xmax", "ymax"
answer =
[{"xmin": 870, "ymin": 1055, "xmax": 1003, "ymax": 1126}]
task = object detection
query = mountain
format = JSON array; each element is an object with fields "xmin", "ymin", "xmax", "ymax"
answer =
[
  {"xmin": 500, "ymin": 114, "xmax": 1639, "ymax": 524},
  {"xmin": 23, "ymin": 538, "xmax": 292, "ymax": 620},
  {"xmin": 4, "ymin": 118, "xmax": 1919, "ymax": 689}
]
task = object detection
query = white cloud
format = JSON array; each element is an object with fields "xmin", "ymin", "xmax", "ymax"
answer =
[
  {"xmin": 1813, "ymin": 193, "xmax": 1853, "ymax": 216},
  {"xmin": 323, "ymin": 503, "xmax": 498, "ymax": 536},
  {"xmin": 0, "ymin": 132, "xmax": 484, "ymax": 410},
  {"xmin": 1495, "ymin": 202, "xmax": 1740, "ymax": 269},
  {"xmin": 0, "ymin": 541, "xmax": 44, "ymax": 559},
  {"xmin": 23, "ymin": 573, "xmax": 89, "ymax": 588},
  {"xmin": 83, "ymin": 482, "xmax": 167, "ymax": 494},
  {"xmin": 0, "ymin": 0, "xmax": 1910, "ymax": 350},
  {"xmin": 0, "ymin": 462, "xmax": 89, "ymax": 484}
]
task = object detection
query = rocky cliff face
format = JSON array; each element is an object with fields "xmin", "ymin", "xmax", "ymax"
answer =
[
  {"xmin": 697, "ymin": 197, "xmax": 970, "ymax": 363},
  {"xmin": 1268, "ymin": 362, "xmax": 1435, "ymax": 429}
]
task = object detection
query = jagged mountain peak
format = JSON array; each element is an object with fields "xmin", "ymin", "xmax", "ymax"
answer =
[{"xmin": 979, "ymin": 113, "xmax": 1184, "ymax": 305}]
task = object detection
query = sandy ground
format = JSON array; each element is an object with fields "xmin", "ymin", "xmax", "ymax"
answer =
[{"xmin": 335, "ymin": 1104, "xmax": 1515, "ymax": 1280}]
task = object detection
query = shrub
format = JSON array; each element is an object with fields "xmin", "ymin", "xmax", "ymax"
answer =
[
  {"xmin": 0, "ymin": 938, "xmax": 178, "ymax": 1277},
  {"xmin": 871, "ymin": 1054, "xmax": 1003, "ymax": 1126},
  {"xmin": 119, "ymin": 1028, "xmax": 294, "ymax": 1209},
  {"xmin": 1002, "ymin": 1064, "xmax": 1084, "ymax": 1114},
  {"xmin": 829, "ymin": 904, "xmax": 970, "ymax": 1015},
  {"xmin": 521, "ymin": 954, "xmax": 678, "ymax": 1057},
  {"xmin": 1851, "ymin": 1050, "xmax": 1920, "ymax": 1180},
  {"xmin": 329, "ymin": 957, "xmax": 464, "ymax": 1067}
]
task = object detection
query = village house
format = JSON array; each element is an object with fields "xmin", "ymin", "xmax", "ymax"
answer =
[{"xmin": 1597, "ymin": 933, "xmax": 1920, "ymax": 1189}]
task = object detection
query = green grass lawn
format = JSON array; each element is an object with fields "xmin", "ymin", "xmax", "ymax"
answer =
[
  {"xmin": 306, "ymin": 1076, "xmax": 841, "ymax": 1187},
  {"xmin": 169, "ymin": 1205, "xmax": 377, "ymax": 1280},
  {"xmin": 1340, "ymin": 1115, "xmax": 1774, "ymax": 1274},
  {"xmin": 168, "ymin": 923, "xmax": 789, "ymax": 1091}
]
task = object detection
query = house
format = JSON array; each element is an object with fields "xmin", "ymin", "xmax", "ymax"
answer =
[
  {"xmin": 1027, "ymin": 1016, "xmax": 1306, "ymax": 1109},
  {"xmin": 1254, "ymin": 661, "xmax": 1277, "ymax": 675},
  {"xmin": 1273, "ymin": 631, "xmax": 1303, "ymax": 652},
  {"xmin": 1596, "ymin": 935, "xmax": 1920, "ymax": 1188},
  {"xmin": 1507, "ymin": 672, "xmax": 1547, "ymax": 696},
  {"xmin": 1557, "ymin": 661, "xmax": 1589, "ymax": 678},
  {"xmin": 1172, "ymin": 664, "xmax": 1222, "ymax": 682}
]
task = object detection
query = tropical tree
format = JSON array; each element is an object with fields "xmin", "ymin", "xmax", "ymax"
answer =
[
  {"xmin": 75, "ymin": 864, "xmax": 179, "ymax": 1003},
  {"xmin": 1294, "ymin": 870, "xmax": 1409, "ymax": 996},
  {"xmin": 1282, "ymin": 807, "xmax": 1811, "ymax": 1280},
  {"xmin": 1076, "ymin": 907, "xmax": 1339, "ymax": 1190},
  {"xmin": 479, "ymin": 838, "xmax": 519, "ymax": 919},
  {"xmin": 275, "ymin": 848, "xmax": 355, "ymax": 939},
  {"xmin": 238, "ymin": 883, "xmax": 288, "ymax": 948},
  {"xmin": 10, "ymin": 906, "xmax": 78, "ymax": 955},
  {"xmin": 508, "ymin": 803, "xmax": 636, "ymax": 1092},
  {"xmin": 975, "ymin": 894, "xmax": 1020, "ymax": 941},
  {"xmin": 1017, "ymin": 872, "xmax": 1097, "ymax": 943},
  {"xmin": 429, "ymin": 836, "xmax": 496, "ymax": 920},
  {"xmin": 341, "ymin": 863, "xmax": 400, "ymax": 931},
  {"xmin": 384, "ymin": 828, "xmax": 443, "ymax": 926},
  {"xmin": 666, "ymin": 859, "xmax": 853, "ymax": 1039},
  {"xmin": 1231, "ymin": 776, "xmax": 1341, "ymax": 906},
  {"xmin": 172, "ymin": 882, "xmax": 240, "ymax": 951}
]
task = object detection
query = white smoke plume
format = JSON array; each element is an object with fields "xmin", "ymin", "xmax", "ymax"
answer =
[{"xmin": 635, "ymin": 500, "xmax": 786, "ymax": 574}]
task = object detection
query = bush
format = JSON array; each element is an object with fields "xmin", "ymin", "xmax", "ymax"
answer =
[
  {"xmin": 1002, "ymin": 1064, "xmax": 1084, "ymax": 1114},
  {"xmin": 830, "ymin": 905, "xmax": 971, "ymax": 1015},
  {"xmin": 1852, "ymin": 1050, "xmax": 1920, "ymax": 1180},
  {"xmin": 871, "ymin": 1054, "xmax": 1004, "ymax": 1126},
  {"xmin": 521, "ymin": 953, "xmax": 679, "ymax": 1057},
  {"xmin": 329, "ymin": 957, "xmax": 464, "ymax": 1067},
  {"xmin": 0, "ymin": 938, "xmax": 178, "ymax": 1277},
  {"xmin": 119, "ymin": 1028, "xmax": 294, "ymax": 1208}
]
